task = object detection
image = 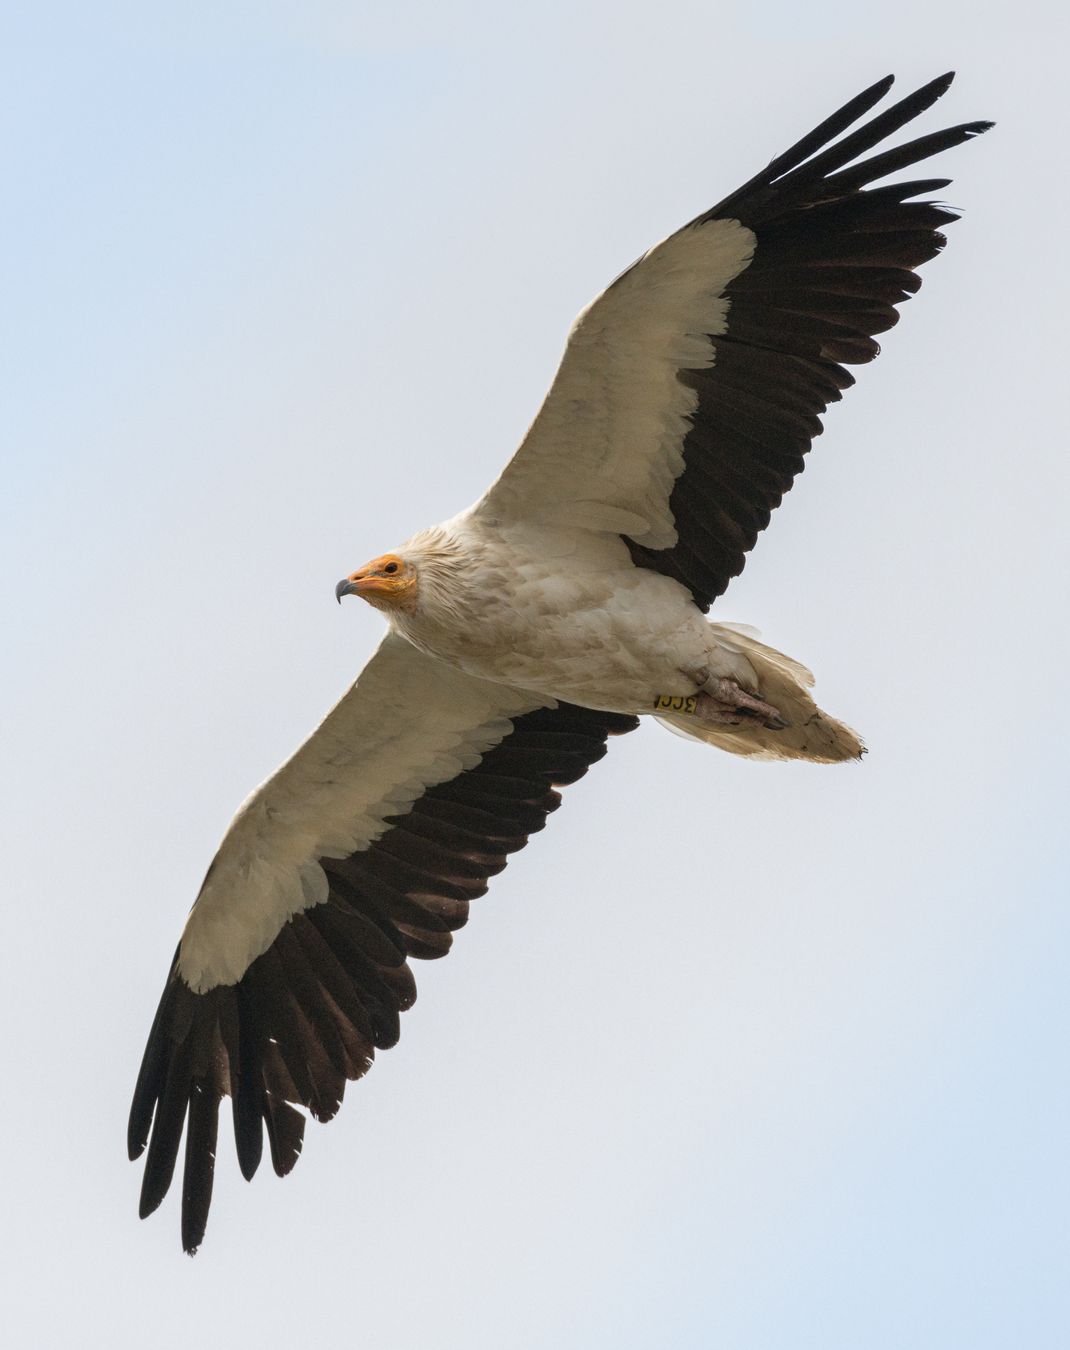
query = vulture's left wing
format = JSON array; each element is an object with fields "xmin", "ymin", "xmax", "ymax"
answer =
[
  {"xmin": 129, "ymin": 632, "xmax": 636, "ymax": 1252},
  {"xmin": 477, "ymin": 73, "xmax": 990, "ymax": 610}
]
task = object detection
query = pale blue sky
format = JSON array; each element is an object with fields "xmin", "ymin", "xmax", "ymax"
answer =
[{"xmin": 4, "ymin": 3, "xmax": 1068, "ymax": 1347}]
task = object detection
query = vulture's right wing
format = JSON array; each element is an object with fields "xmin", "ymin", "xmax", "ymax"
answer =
[{"xmin": 129, "ymin": 632, "xmax": 637, "ymax": 1252}]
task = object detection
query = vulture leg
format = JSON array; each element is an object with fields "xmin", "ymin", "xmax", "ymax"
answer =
[{"xmin": 696, "ymin": 681, "xmax": 788, "ymax": 730}]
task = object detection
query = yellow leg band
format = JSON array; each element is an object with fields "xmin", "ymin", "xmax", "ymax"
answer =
[{"xmin": 653, "ymin": 694, "xmax": 698, "ymax": 714}]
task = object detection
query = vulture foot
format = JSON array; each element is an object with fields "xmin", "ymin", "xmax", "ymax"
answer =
[{"xmin": 697, "ymin": 680, "xmax": 788, "ymax": 731}]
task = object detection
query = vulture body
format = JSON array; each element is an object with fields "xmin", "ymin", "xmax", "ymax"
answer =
[{"xmin": 129, "ymin": 72, "xmax": 991, "ymax": 1251}]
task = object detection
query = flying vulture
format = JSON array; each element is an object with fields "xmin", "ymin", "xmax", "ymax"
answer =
[{"xmin": 129, "ymin": 72, "xmax": 990, "ymax": 1251}]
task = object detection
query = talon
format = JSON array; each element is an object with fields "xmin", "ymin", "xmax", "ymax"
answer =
[{"xmin": 697, "ymin": 681, "xmax": 788, "ymax": 731}]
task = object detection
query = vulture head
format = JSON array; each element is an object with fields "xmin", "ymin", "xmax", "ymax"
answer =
[{"xmin": 335, "ymin": 553, "xmax": 418, "ymax": 612}]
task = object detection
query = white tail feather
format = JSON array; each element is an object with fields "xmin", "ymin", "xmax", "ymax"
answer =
[{"xmin": 657, "ymin": 626, "xmax": 864, "ymax": 764}]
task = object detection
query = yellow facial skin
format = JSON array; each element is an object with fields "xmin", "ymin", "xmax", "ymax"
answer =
[{"xmin": 335, "ymin": 554, "xmax": 419, "ymax": 612}]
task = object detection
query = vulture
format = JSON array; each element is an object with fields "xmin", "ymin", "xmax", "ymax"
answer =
[{"xmin": 129, "ymin": 72, "xmax": 990, "ymax": 1252}]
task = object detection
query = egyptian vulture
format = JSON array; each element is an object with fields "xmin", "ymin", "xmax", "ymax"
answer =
[{"xmin": 129, "ymin": 72, "xmax": 990, "ymax": 1251}]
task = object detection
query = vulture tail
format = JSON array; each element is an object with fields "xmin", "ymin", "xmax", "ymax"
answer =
[{"xmin": 657, "ymin": 626, "xmax": 865, "ymax": 764}]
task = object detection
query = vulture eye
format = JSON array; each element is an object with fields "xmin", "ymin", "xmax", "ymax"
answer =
[{"xmin": 383, "ymin": 562, "xmax": 399, "ymax": 575}]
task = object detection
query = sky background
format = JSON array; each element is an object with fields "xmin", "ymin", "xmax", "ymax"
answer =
[{"xmin": 4, "ymin": 2, "xmax": 1068, "ymax": 1346}]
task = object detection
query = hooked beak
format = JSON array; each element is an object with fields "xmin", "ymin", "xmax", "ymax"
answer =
[{"xmin": 336, "ymin": 571, "xmax": 397, "ymax": 603}]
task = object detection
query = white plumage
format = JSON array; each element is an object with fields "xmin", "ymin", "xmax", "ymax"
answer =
[
  {"xmin": 177, "ymin": 632, "xmax": 542, "ymax": 992},
  {"xmin": 128, "ymin": 73, "xmax": 991, "ymax": 1252},
  {"xmin": 484, "ymin": 216, "xmax": 755, "ymax": 547}
]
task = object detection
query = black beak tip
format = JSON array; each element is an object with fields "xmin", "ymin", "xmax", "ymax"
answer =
[{"xmin": 334, "ymin": 579, "xmax": 351, "ymax": 605}]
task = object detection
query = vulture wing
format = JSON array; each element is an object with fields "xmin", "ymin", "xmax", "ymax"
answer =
[
  {"xmin": 129, "ymin": 633, "xmax": 636, "ymax": 1251},
  {"xmin": 477, "ymin": 73, "xmax": 991, "ymax": 610}
]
